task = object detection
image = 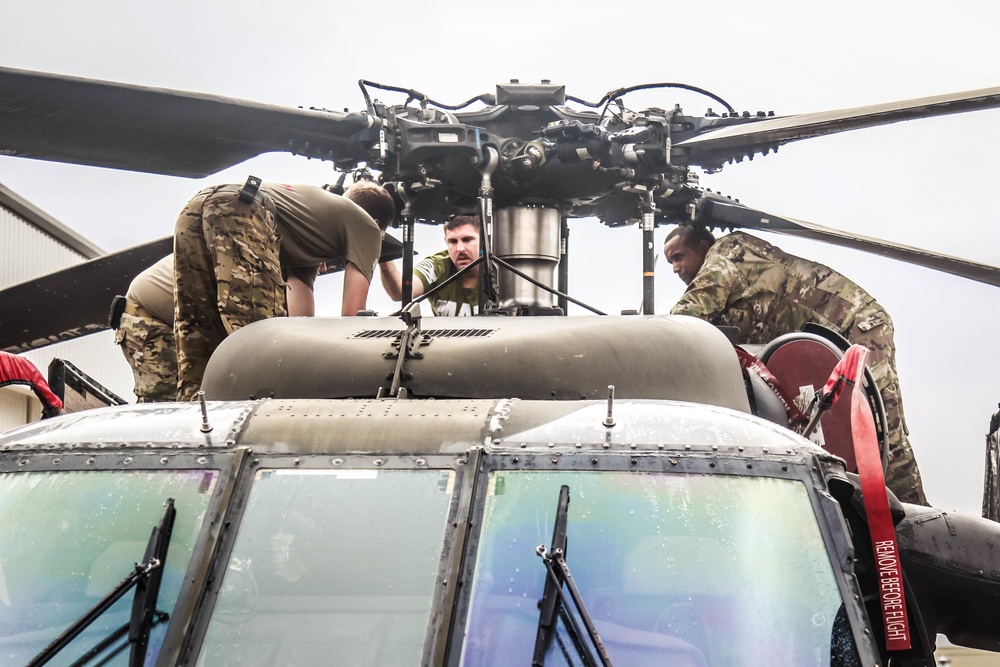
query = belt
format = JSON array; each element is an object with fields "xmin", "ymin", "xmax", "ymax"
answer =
[
  {"xmin": 124, "ymin": 299, "xmax": 142, "ymax": 317},
  {"xmin": 197, "ymin": 184, "xmax": 276, "ymax": 215}
]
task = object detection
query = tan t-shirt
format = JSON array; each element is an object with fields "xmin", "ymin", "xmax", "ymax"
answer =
[
  {"xmin": 262, "ymin": 183, "xmax": 382, "ymax": 288},
  {"xmin": 126, "ymin": 255, "xmax": 175, "ymax": 325}
]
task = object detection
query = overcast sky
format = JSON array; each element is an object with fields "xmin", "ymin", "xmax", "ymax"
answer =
[{"xmin": 1, "ymin": 0, "xmax": 998, "ymax": 515}]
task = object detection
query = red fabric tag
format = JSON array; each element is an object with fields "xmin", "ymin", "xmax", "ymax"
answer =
[{"xmin": 833, "ymin": 346, "xmax": 911, "ymax": 651}]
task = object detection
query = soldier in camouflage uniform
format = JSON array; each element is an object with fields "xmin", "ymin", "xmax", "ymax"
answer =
[
  {"xmin": 114, "ymin": 256, "xmax": 178, "ymax": 402},
  {"xmin": 174, "ymin": 181, "xmax": 394, "ymax": 401},
  {"xmin": 664, "ymin": 226, "xmax": 928, "ymax": 505}
]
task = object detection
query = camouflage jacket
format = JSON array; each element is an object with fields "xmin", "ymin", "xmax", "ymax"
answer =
[{"xmin": 670, "ymin": 232, "xmax": 890, "ymax": 344}]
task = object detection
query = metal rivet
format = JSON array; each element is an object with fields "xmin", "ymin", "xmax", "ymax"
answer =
[
  {"xmin": 197, "ymin": 456, "xmax": 207, "ymax": 465},
  {"xmin": 52, "ymin": 457, "xmax": 61, "ymax": 464},
  {"xmin": 630, "ymin": 459, "xmax": 638, "ymax": 465},
  {"xmin": 415, "ymin": 458, "xmax": 426, "ymax": 466},
  {"xmin": 158, "ymin": 457, "xmax": 167, "ymax": 465},
  {"xmin": 670, "ymin": 460, "xmax": 677, "ymax": 465},
  {"xmin": 737, "ymin": 446, "xmax": 744, "ymax": 452},
  {"xmin": 293, "ymin": 458, "xmax": 301, "ymax": 466},
  {"xmin": 511, "ymin": 457, "xmax": 519, "ymax": 463},
  {"xmin": 591, "ymin": 459, "xmax": 598, "ymax": 465},
  {"xmin": 551, "ymin": 458, "xmax": 558, "ymax": 464},
  {"xmin": 374, "ymin": 458, "xmax": 384, "ymax": 466},
  {"xmin": 332, "ymin": 458, "xmax": 343, "ymax": 466},
  {"xmin": 602, "ymin": 443, "xmax": 610, "ymax": 449},
  {"xmin": 629, "ymin": 444, "xmax": 637, "ymax": 450},
  {"xmin": 709, "ymin": 462, "xmax": 716, "ymax": 468}
]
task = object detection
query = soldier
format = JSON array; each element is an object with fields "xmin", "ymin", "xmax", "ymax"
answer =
[
  {"xmin": 664, "ymin": 225, "xmax": 928, "ymax": 505},
  {"xmin": 114, "ymin": 254, "xmax": 329, "ymax": 403},
  {"xmin": 378, "ymin": 215, "xmax": 481, "ymax": 316},
  {"xmin": 167, "ymin": 179, "xmax": 394, "ymax": 401},
  {"xmin": 114, "ymin": 255, "xmax": 177, "ymax": 402}
]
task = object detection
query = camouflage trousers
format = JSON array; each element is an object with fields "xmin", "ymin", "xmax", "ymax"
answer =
[
  {"xmin": 174, "ymin": 187, "xmax": 286, "ymax": 401},
  {"xmin": 114, "ymin": 300, "xmax": 177, "ymax": 402},
  {"xmin": 848, "ymin": 311, "xmax": 928, "ymax": 505}
]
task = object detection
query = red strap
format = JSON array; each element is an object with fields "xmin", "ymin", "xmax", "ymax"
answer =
[
  {"xmin": 0, "ymin": 352, "xmax": 63, "ymax": 413},
  {"xmin": 827, "ymin": 346, "xmax": 911, "ymax": 651},
  {"xmin": 734, "ymin": 347, "xmax": 809, "ymax": 423}
]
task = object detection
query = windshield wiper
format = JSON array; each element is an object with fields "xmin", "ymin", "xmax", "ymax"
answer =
[
  {"xmin": 28, "ymin": 498, "xmax": 177, "ymax": 667},
  {"xmin": 532, "ymin": 485, "xmax": 614, "ymax": 667}
]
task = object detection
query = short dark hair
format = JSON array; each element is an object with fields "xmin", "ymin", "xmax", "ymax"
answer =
[
  {"xmin": 665, "ymin": 224, "xmax": 715, "ymax": 248},
  {"xmin": 345, "ymin": 181, "xmax": 395, "ymax": 231},
  {"xmin": 444, "ymin": 215, "xmax": 480, "ymax": 234}
]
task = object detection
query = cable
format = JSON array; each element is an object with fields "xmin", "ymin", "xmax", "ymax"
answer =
[{"xmin": 491, "ymin": 256, "xmax": 606, "ymax": 315}]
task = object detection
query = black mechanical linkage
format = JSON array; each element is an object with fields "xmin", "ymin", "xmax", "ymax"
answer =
[
  {"xmin": 558, "ymin": 214, "xmax": 570, "ymax": 315},
  {"xmin": 640, "ymin": 191, "xmax": 657, "ymax": 316},
  {"xmin": 477, "ymin": 147, "xmax": 500, "ymax": 314}
]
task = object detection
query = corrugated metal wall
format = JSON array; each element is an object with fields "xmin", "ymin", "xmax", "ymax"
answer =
[
  {"xmin": 0, "ymin": 207, "xmax": 89, "ymax": 286},
  {"xmin": 1, "ymin": 191, "xmax": 137, "ymax": 427}
]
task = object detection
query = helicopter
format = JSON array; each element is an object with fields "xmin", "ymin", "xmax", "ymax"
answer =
[{"xmin": 0, "ymin": 65, "xmax": 999, "ymax": 667}]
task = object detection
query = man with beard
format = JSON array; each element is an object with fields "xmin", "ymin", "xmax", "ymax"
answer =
[{"xmin": 379, "ymin": 215, "xmax": 481, "ymax": 316}]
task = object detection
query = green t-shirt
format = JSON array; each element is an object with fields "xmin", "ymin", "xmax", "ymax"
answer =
[
  {"xmin": 262, "ymin": 183, "xmax": 382, "ymax": 288},
  {"xmin": 415, "ymin": 250, "xmax": 479, "ymax": 316}
]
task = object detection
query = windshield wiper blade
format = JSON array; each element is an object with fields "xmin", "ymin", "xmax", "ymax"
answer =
[
  {"xmin": 532, "ymin": 485, "xmax": 614, "ymax": 667},
  {"xmin": 128, "ymin": 498, "xmax": 175, "ymax": 666},
  {"xmin": 28, "ymin": 498, "xmax": 177, "ymax": 667}
]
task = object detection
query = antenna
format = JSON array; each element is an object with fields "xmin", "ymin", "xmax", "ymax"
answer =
[
  {"xmin": 198, "ymin": 391, "xmax": 212, "ymax": 433},
  {"xmin": 603, "ymin": 385, "xmax": 616, "ymax": 428}
]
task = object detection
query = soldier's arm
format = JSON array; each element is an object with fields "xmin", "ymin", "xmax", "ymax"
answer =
[
  {"xmin": 670, "ymin": 254, "xmax": 744, "ymax": 321},
  {"xmin": 342, "ymin": 261, "xmax": 371, "ymax": 316},
  {"xmin": 379, "ymin": 261, "xmax": 425, "ymax": 301},
  {"xmin": 286, "ymin": 275, "xmax": 315, "ymax": 317}
]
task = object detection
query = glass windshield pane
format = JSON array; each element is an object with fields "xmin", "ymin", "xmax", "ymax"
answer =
[
  {"xmin": 199, "ymin": 469, "xmax": 455, "ymax": 666},
  {"xmin": 0, "ymin": 469, "xmax": 219, "ymax": 666},
  {"xmin": 462, "ymin": 471, "xmax": 852, "ymax": 667}
]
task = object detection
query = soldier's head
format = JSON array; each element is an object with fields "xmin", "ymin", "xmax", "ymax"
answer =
[
  {"xmin": 664, "ymin": 225, "xmax": 715, "ymax": 285},
  {"xmin": 443, "ymin": 215, "xmax": 480, "ymax": 271},
  {"xmin": 344, "ymin": 181, "xmax": 396, "ymax": 232}
]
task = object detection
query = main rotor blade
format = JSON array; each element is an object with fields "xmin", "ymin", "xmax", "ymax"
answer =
[
  {"xmin": 676, "ymin": 86, "xmax": 1000, "ymax": 168},
  {"xmin": 696, "ymin": 197, "xmax": 1000, "ymax": 288},
  {"xmin": 0, "ymin": 67, "xmax": 377, "ymax": 178},
  {"xmin": 0, "ymin": 237, "xmax": 173, "ymax": 354}
]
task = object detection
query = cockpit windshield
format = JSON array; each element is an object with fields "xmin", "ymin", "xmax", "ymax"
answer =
[
  {"xmin": 197, "ymin": 468, "xmax": 456, "ymax": 666},
  {"xmin": 0, "ymin": 469, "xmax": 218, "ymax": 666},
  {"xmin": 461, "ymin": 471, "xmax": 857, "ymax": 667}
]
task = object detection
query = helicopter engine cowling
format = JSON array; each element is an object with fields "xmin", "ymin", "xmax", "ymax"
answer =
[{"xmin": 200, "ymin": 314, "xmax": 751, "ymax": 410}]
